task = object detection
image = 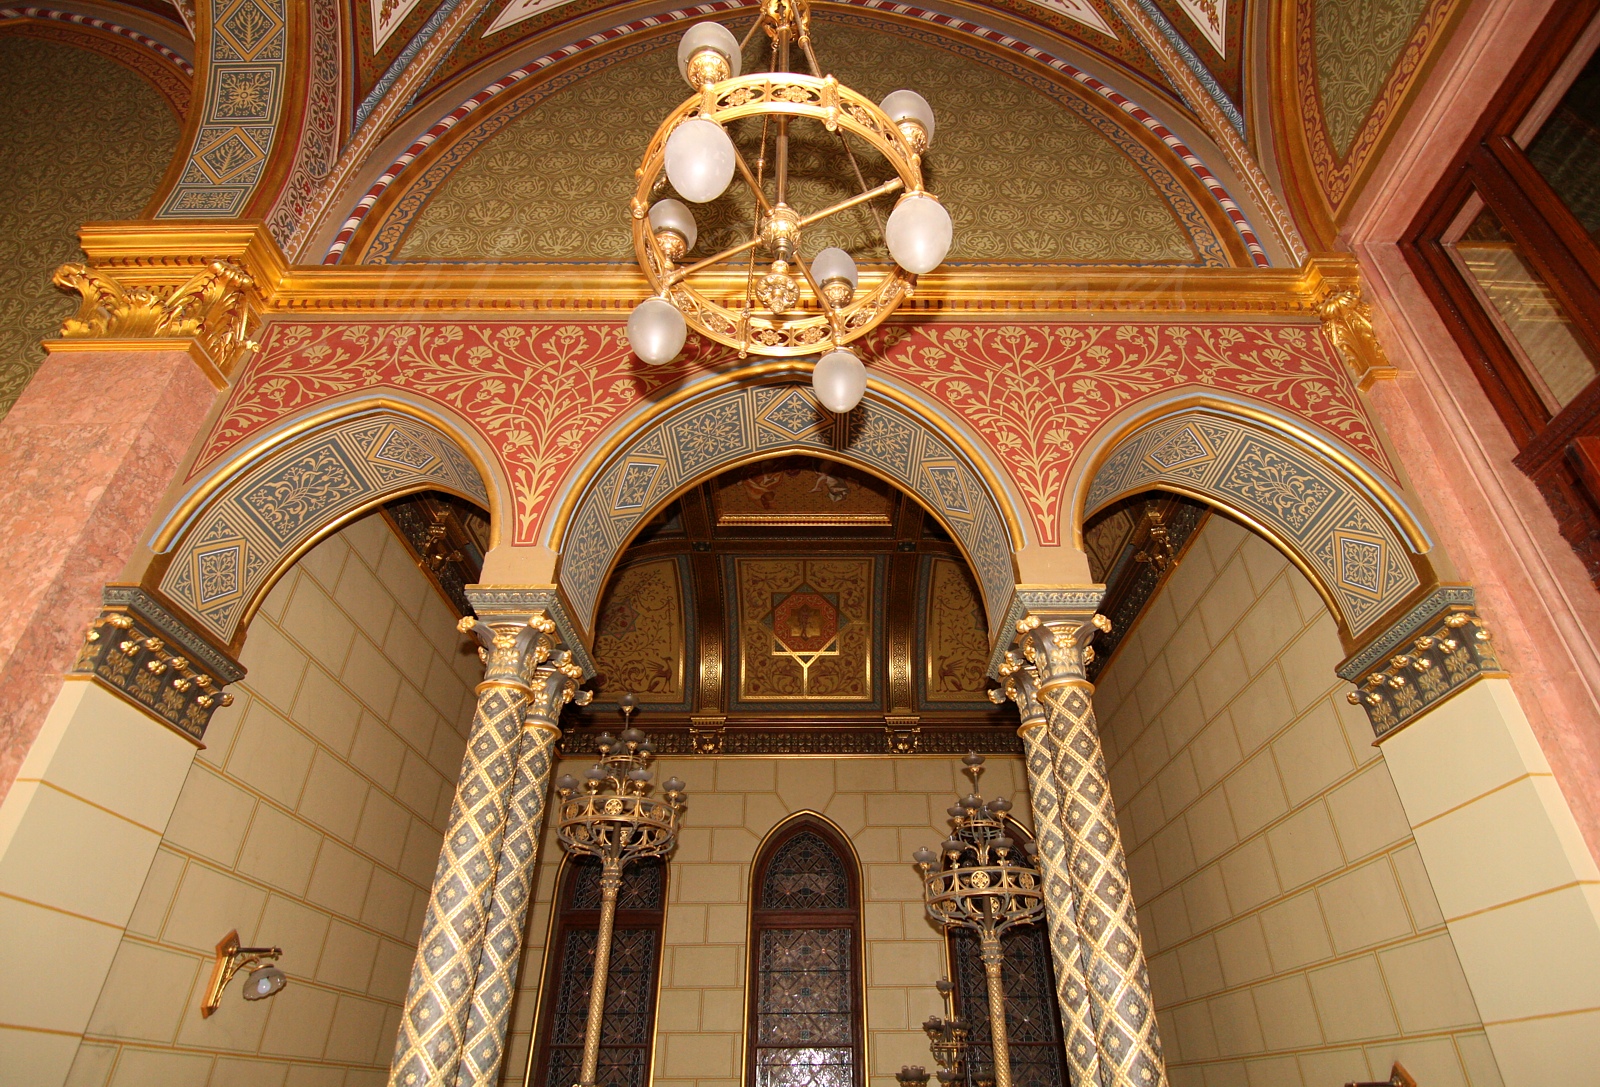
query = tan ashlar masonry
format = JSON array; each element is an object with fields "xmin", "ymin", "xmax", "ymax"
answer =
[{"xmin": 0, "ymin": 512, "xmax": 481, "ymax": 1087}]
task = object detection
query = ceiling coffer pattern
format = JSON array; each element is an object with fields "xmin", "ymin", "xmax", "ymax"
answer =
[
  {"xmin": 733, "ymin": 556, "xmax": 877, "ymax": 704},
  {"xmin": 558, "ymin": 383, "xmax": 1015, "ymax": 642},
  {"xmin": 372, "ymin": 14, "xmax": 1219, "ymax": 265},
  {"xmin": 161, "ymin": 412, "xmax": 489, "ymax": 644},
  {"xmin": 1084, "ymin": 412, "xmax": 1420, "ymax": 635}
]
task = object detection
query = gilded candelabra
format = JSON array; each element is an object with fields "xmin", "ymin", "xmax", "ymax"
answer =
[
  {"xmin": 918, "ymin": 976, "xmax": 970, "ymax": 1086},
  {"xmin": 554, "ymin": 695, "xmax": 686, "ymax": 1087},
  {"xmin": 913, "ymin": 753, "xmax": 1044, "ymax": 1087}
]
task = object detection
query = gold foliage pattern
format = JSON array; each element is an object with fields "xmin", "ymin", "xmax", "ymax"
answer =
[
  {"xmin": 1313, "ymin": 0, "xmax": 1430, "ymax": 157},
  {"xmin": 0, "ymin": 37, "xmax": 181, "ymax": 417},
  {"xmin": 737, "ymin": 556, "xmax": 874, "ymax": 702},
  {"xmin": 592, "ymin": 558, "xmax": 685, "ymax": 703},
  {"xmin": 924, "ymin": 558, "xmax": 989, "ymax": 703},
  {"xmin": 395, "ymin": 19, "xmax": 1197, "ymax": 264}
]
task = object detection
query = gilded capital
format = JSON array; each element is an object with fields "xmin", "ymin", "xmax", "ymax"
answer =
[
  {"xmin": 1015, "ymin": 611, "xmax": 1110, "ymax": 692},
  {"xmin": 991, "ymin": 651, "xmax": 1045, "ymax": 729},
  {"xmin": 53, "ymin": 259, "xmax": 260, "ymax": 375},
  {"xmin": 1317, "ymin": 286, "xmax": 1397, "ymax": 390},
  {"xmin": 525, "ymin": 652, "xmax": 591, "ymax": 729},
  {"xmin": 458, "ymin": 612, "xmax": 558, "ymax": 690}
]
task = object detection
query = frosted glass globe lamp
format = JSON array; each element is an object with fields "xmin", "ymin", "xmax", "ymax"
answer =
[{"xmin": 629, "ymin": 0, "xmax": 956, "ymax": 400}]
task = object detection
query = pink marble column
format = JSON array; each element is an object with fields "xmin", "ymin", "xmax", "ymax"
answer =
[{"xmin": 0, "ymin": 344, "xmax": 221, "ymax": 803}]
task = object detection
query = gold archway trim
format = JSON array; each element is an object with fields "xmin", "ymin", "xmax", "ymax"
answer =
[{"xmin": 546, "ymin": 361, "xmax": 1029, "ymax": 553}]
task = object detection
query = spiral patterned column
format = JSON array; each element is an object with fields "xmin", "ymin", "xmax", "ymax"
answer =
[
  {"xmin": 995, "ymin": 658, "xmax": 1104, "ymax": 1087},
  {"xmin": 388, "ymin": 617, "xmax": 554, "ymax": 1087},
  {"xmin": 1018, "ymin": 610, "xmax": 1167, "ymax": 1087},
  {"xmin": 456, "ymin": 656, "xmax": 586, "ymax": 1087}
]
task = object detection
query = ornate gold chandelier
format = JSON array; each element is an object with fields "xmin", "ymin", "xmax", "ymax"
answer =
[{"xmin": 626, "ymin": 0, "xmax": 952, "ymax": 412}]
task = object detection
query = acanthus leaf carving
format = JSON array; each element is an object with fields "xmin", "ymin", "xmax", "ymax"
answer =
[{"xmin": 53, "ymin": 259, "xmax": 260, "ymax": 374}]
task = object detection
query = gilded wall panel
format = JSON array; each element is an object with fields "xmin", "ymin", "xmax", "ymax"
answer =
[
  {"xmin": 733, "ymin": 555, "xmax": 877, "ymax": 703},
  {"xmin": 380, "ymin": 14, "xmax": 1212, "ymax": 265},
  {"xmin": 0, "ymin": 36, "xmax": 181, "ymax": 417},
  {"xmin": 591, "ymin": 555, "xmax": 689, "ymax": 707},
  {"xmin": 920, "ymin": 556, "xmax": 990, "ymax": 704}
]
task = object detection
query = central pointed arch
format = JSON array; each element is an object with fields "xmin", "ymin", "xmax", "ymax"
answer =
[{"xmin": 553, "ymin": 379, "xmax": 1020, "ymax": 641}]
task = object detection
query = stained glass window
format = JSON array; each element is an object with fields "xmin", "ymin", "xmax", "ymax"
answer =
[
  {"xmin": 949, "ymin": 924, "xmax": 1072, "ymax": 1087},
  {"xmin": 530, "ymin": 856, "xmax": 666, "ymax": 1087},
  {"xmin": 749, "ymin": 822, "xmax": 863, "ymax": 1087}
]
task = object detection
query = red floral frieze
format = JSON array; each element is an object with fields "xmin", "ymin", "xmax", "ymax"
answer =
[
  {"xmin": 198, "ymin": 320, "xmax": 1388, "ymax": 547},
  {"xmin": 196, "ymin": 323, "xmax": 723, "ymax": 543},
  {"xmin": 867, "ymin": 322, "xmax": 1392, "ymax": 544}
]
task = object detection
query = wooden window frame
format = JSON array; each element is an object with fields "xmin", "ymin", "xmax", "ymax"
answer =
[
  {"xmin": 1405, "ymin": 0, "xmax": 1600, "ymax": 581},
  {"xmin": 526, "ymin": 855, "xmax": 667, "ymax": 1087},
  {"xmin": 745, "ymin": 817, "xmax": 867, "ymax": 1087}
]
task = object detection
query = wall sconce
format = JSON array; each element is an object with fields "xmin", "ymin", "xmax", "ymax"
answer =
[
  {"xmin": 1346, "ymin": 1063, "xmax": 1415, "ymax": 1087},
  {"xmin": 201, "ymin": 930, "xmax": 286, "ymax": 1017}
]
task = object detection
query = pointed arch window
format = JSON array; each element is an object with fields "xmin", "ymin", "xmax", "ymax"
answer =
[
  {"xmin": 529, "ymin": 855, "xmax": 666, "ymax": 1087},
  {"xmin": 747, "ymin": 819, "xmax": 865, "ymax": 1087}
]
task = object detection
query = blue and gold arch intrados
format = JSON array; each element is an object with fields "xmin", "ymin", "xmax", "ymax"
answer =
[
  {"xmin": 150, "ymin": 400, "xmax": 503, "ymax": 649},
  {"xmin": 1073, "ymin": 398, "xmax": 1434, "ymax": 643},
  {"xmin": 553, "ymin": 380, "xmax": 1020, "ymax": 642}
]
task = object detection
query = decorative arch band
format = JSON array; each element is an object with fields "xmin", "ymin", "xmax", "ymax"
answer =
[
  {"xmin": 157, "ymin": 409, "xmax": 489, "ymax": 646},
  {"xmin": 1082, "ymin": 407, "xmax": 1428, "ymax": 639},
  {"xmin": 557, "ymin": 381, "xmax": 1016, "ymax": 639}
]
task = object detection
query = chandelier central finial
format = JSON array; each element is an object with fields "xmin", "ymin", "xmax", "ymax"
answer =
[{"xmin": 625, "ymin": 0, "xmax": 953, "ymax": 413}]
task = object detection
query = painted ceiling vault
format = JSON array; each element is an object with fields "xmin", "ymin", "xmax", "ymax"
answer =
[{"xmin": 376, "ymin": 13, "xmax": 1219, "ymax": 265}]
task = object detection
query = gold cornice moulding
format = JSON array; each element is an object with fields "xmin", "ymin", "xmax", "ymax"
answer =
[{"xmin": 70, "ymin": 220, "xmax": 1378, "ymax": 317}]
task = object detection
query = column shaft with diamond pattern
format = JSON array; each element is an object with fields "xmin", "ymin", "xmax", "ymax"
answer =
[
  {"xmin": 456, "ymin": 660, "xmax": 579, "ymax": 1087},
  {"xmin": 1017, "ymin": 720, "xmax": 1106, "ymax": 1087},
  {"xmin": 997, "ymin": 655, "xmax": 1105, "ymax": 1087},
  {"xmin": 389, "ymin": 619, "xmax": 551, "ymax": 1087},
  {"xmin": 1019, "ymin": 612, "xmax": 1166, "ymax": 1087}
]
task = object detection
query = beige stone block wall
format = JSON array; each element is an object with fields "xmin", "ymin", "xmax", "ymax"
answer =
[
  {"xmin": 501, "ymin": 754, "xmax": 1031, "ymax": 1087},
  {"xmin": 1094, "ymin": 514, "xmax": 1500, "ymax": 1087},
  {"xmin": 64, "ymin": 513, "xmax": 479, "ymax": 1087}
]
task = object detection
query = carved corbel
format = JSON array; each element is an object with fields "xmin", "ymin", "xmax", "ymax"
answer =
[
  {"xmin": 52, "ymin": 259, "xmax": 260, "ymax": 377},
  {"xmin": 1338, "ymin": 588, "xmax": 1503, "ymax": 738},
  {"xmin": 690, "ymin": 716, "xmax": 727, "ymax": 754},
  {"xmin": 884, "ymin": 715, "xmax": 921, "ymax": 753},
  {"xmin": 1317, "ymin": 286, "xmax": 1398, "ymax": 391},
  {"xmin": 73, "ymin": 586, "xmax": 246, "ymax": 742}
]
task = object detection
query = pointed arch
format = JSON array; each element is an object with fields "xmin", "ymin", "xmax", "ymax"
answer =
[
  {"xmin": 1072, "ymin": 396, "xmax": 1437, "ymax": 642},
  {"xmin": 552, "ymin": 378, "xmax": 1021, "ymax": 643},
  {"xmin": 148, "ymin": 401, "xmax": 501, "ymax": 650},
  {"xmin": 745, "ymin": 813, "xmax": 866, "ymax": 1087}
]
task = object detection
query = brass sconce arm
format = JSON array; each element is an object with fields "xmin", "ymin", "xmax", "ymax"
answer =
[{"xmin": 201, "ymin": 930, "xmax": 285, "ymax": 1017}]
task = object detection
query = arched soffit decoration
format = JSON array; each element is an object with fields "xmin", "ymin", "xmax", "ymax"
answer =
[
  {"xmin": 153, "ymin": 405, "xmax": 493, "ymax": 648},
  {"xmin": 1276, "ymin": 0, "xmax": 1460, "ymax": 230},
  {"xmin": 555, "ymin": 381, "xmax": 1018, "ymax": 642},
  {"xmin": 1078, "ymin": 402, "xmax": 1432, "ymax": 641},
  {"xmin": 323, "ymin": 1, "xmax": 1268, "ymax": 265}
]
